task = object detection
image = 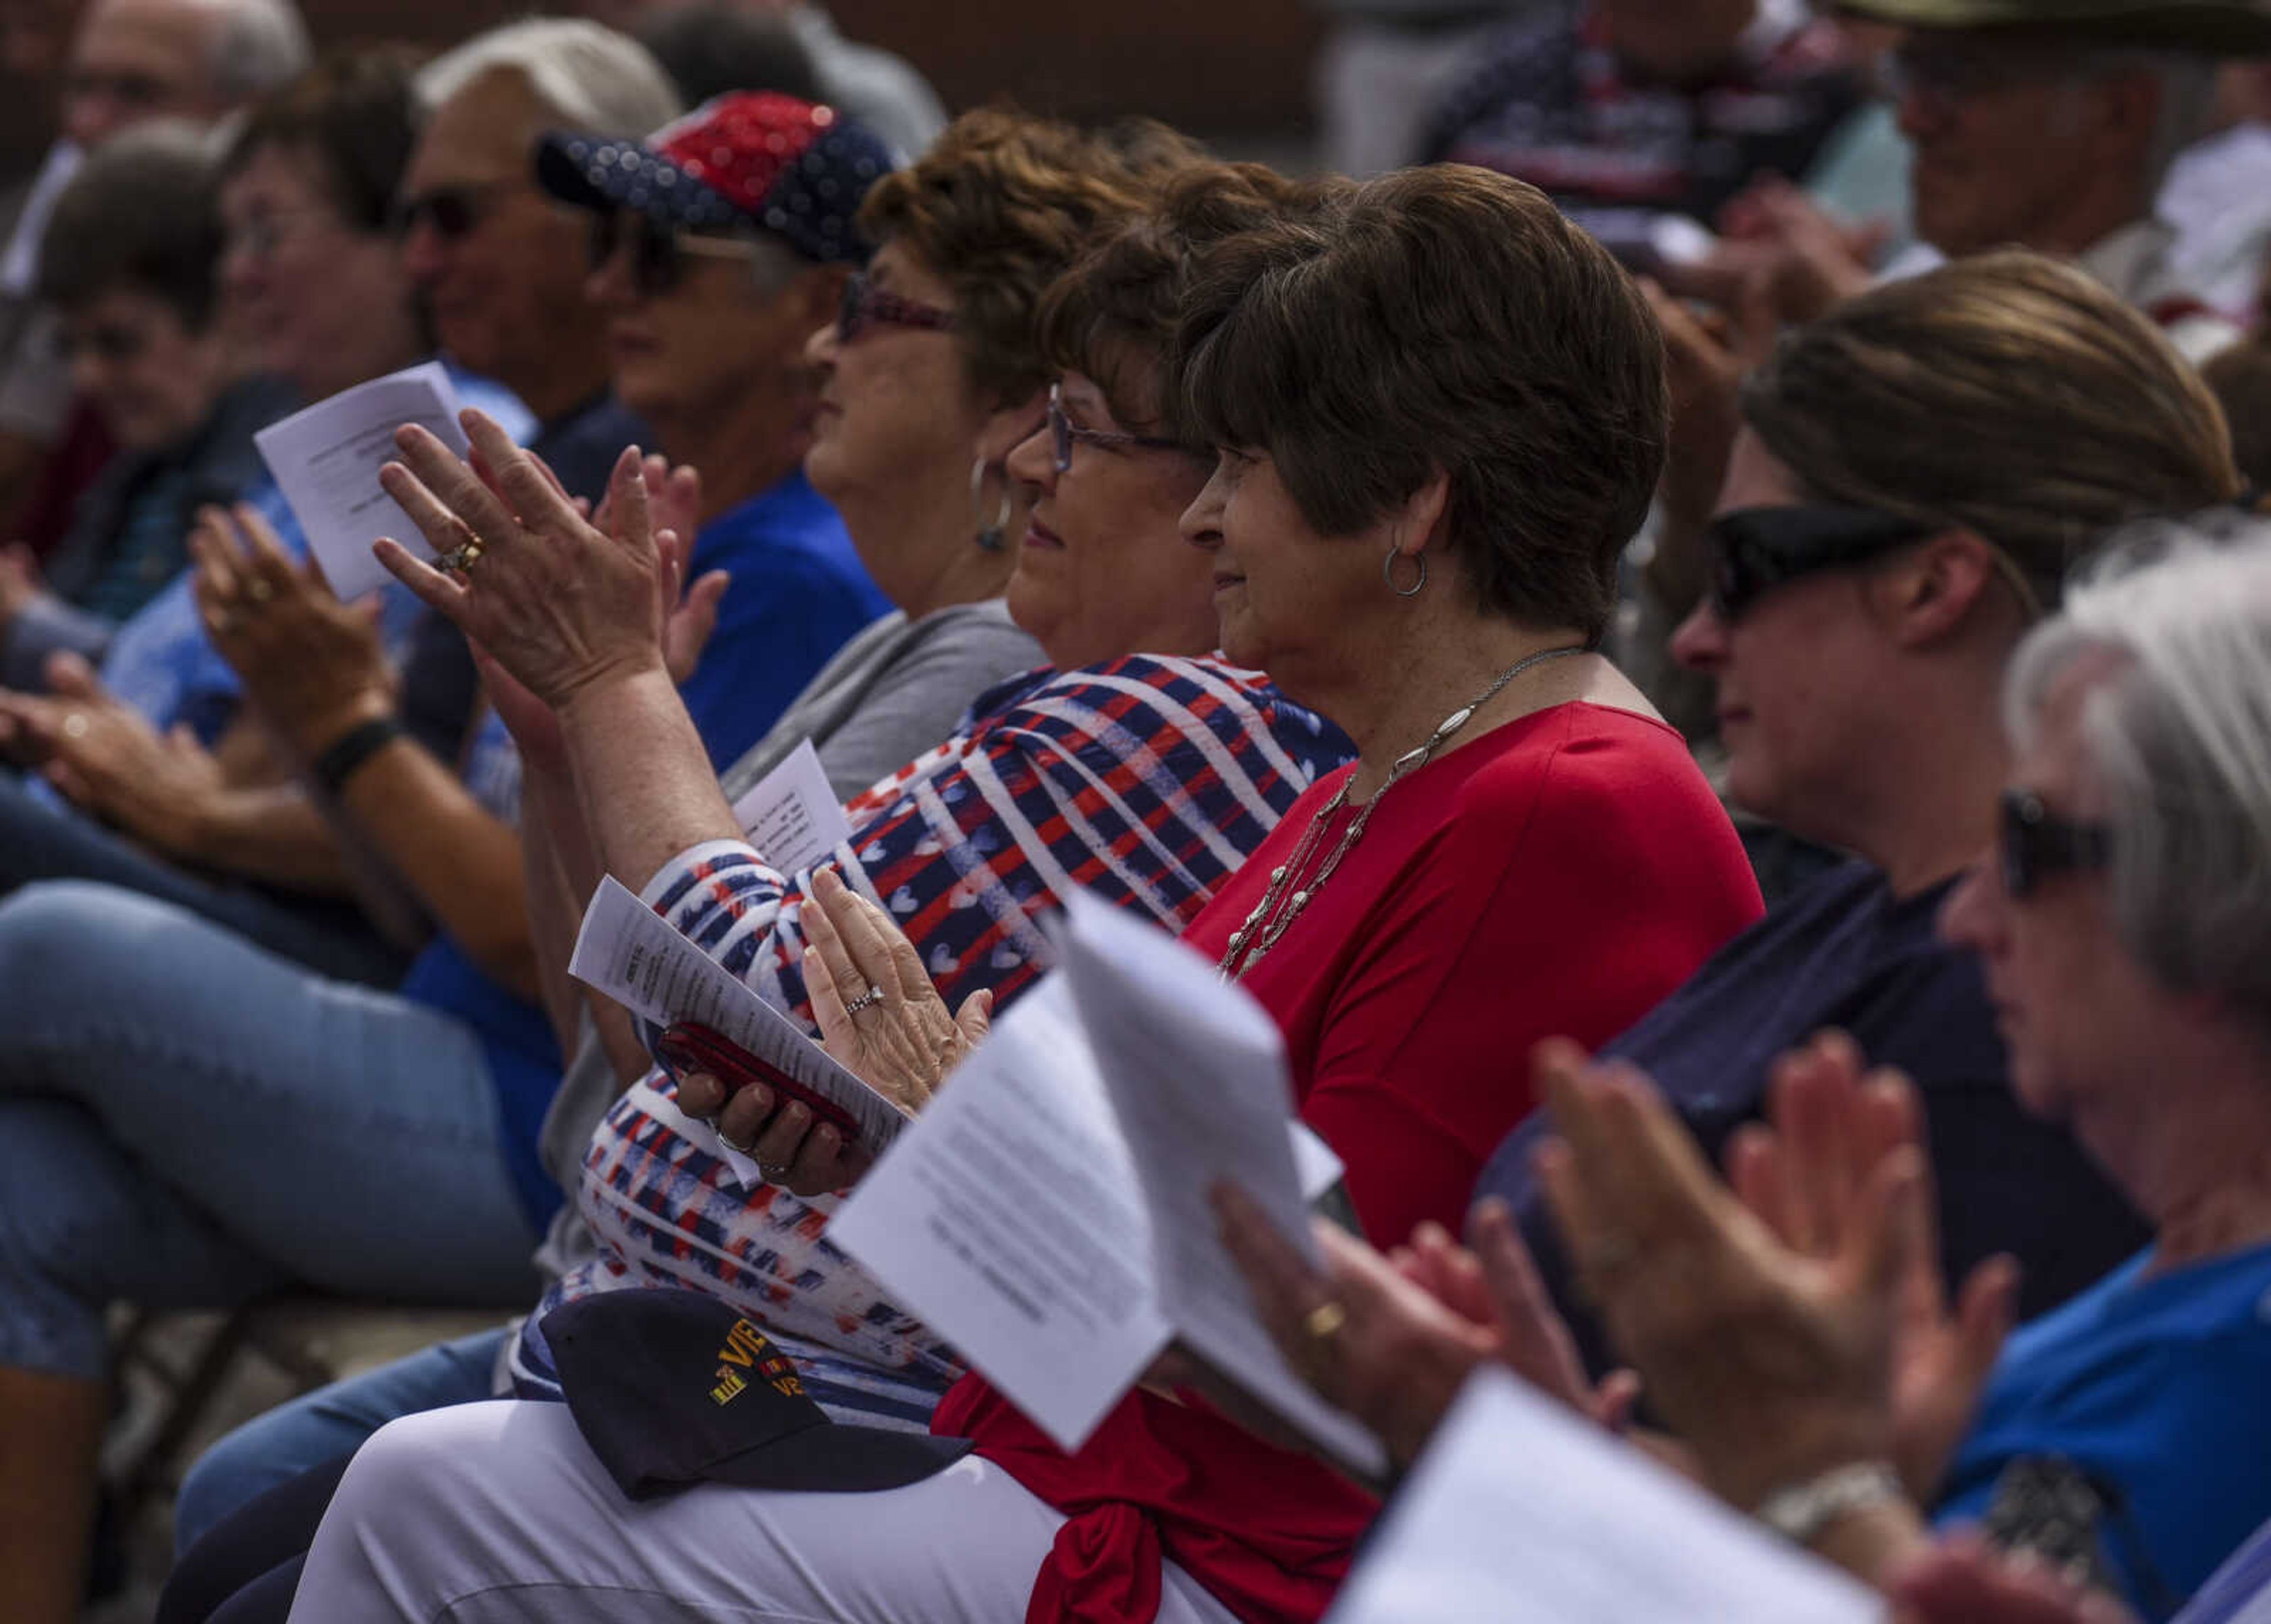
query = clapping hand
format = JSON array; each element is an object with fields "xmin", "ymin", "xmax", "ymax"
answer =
[
  {"xmin": 1212, "ymin": 1184, "xmax": 1640, "ymax": 1474},
  {"xmin": 373, "ymin": 411, "xmax": 676, "ymax": 711},
  {"xmin": 1725, "ymin": 1033, "xmax": 2020, "ymax": 1503},
  {"xmin": 190, "ymin": 503, "xmax": 394, "ymax": 759},
  {"xmin": 1529, "ymin": 1035, "xmax": 1923, "ymax": 1513},
  {"xmin": 674, "ymin": 866, "xmax": 993, "ymax": 1198},
  {"xmin": 1890, "ymin": 1536, "xmax": 2134, "ymax": 1624},
  {"xmin": 0, "ymin": 652, "xmax": 224, "ymax": 851}
]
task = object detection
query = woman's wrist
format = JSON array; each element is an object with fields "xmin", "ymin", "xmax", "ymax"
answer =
[{"xmin": 292, "ymin": 690, "xmax": 398, "ymax": 765}]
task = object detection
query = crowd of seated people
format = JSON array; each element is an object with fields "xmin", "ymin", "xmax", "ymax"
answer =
[{"xmin": 1, "ymin": 0, "xmax": 2270, "ymax": 1620}]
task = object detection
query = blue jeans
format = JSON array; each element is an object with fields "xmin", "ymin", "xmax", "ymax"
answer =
[
  {"xmin": 0, "ymin": 881, "xmax": 542, "ymax": 1384},
  {"xmin": 174, "ymin": 1327, "xmax": 510, "ymax": 1553},
  {"xmin": 0, "ymin": 768, "xmax": 406, "ymax": 986}
]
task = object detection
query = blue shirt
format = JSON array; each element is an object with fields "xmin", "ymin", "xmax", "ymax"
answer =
[
  {"xmin": 1937, "ymin": 1243, "xmax": 2271, "ymax": 1619},
  {"xmin": 1477, "ymin": 860, "xmax": 2149, "ymax": 1376},
  {"xmin": 673, "ymin": 469, "xmax": 888, "ymax": 773}
]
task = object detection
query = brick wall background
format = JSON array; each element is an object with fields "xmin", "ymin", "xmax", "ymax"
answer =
[{"xmin": 1, "ymin": 0, "xmax": 1323, "ymax": 180}]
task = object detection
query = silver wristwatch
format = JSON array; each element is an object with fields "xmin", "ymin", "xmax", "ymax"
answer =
[{"xmin": 1754, "ymin": 1460, "xmax": 1906, "ymax": 1547}]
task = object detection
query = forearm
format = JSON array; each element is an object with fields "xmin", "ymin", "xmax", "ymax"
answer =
[
  {"xmin": 328, "ymin": 735, "xmax": 538, "ymax": 998},
  {"xmin": 555, "ymin": 666, "xmax": 739, "ymax": 892},
  {"xmin": 520, "ymin": 759, "xmax": 595, "ymax": 1056},
  {"xmin": 180, "ymin": 785, "xmax": 356, "ymax": 892}
]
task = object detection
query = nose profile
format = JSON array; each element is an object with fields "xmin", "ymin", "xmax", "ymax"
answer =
[{"xmin": 1669, "ymin": 596, "xmax": 1728, "ymax": 671}]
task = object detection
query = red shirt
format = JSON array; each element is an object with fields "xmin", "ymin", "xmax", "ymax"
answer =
[{"xmin": 934, "ymin": 701, "xmax": 1764, "ymax": 1622}]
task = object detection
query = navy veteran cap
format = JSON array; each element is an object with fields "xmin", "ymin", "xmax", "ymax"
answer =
[
  {"xmin": 542, "ymin": 1289, "xmax": 973, "ymax": 1499},
  {"xmin": 536, "ymin": 90, "xmax": 892, "ymax": 266}
]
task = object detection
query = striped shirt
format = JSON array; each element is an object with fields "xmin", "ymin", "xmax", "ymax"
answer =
[{"xmin": 509, "ymin": 653, "xmax": 1353, "ymax": 1420}]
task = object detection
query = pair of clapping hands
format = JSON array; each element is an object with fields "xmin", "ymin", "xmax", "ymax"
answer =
[
  {"xmin": 1218, "ymin": 1033, "xmax": 2018, "ymax": 1507},
  {"xmin": 0, "ymin": 506, "xmax": 365, "ymax": 849}
]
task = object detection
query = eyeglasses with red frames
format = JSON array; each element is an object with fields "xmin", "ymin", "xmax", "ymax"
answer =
[
  {"xmin": 836, "ymin": 273, "xmax": 956, "ymax": 343},
  {"xmin": 1046, "ymin": 381, "xmax": 1195, "ymax": 474}
]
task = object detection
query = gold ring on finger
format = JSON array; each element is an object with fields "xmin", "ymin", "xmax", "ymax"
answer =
[
  {"xmin": 435, "ymin": 539, "xmax": 486, "ymax": 575},
  {"xmin": 245, "ymin": 577, "xmax": 274, "ymax": 604},
  {"xmin": 842, "ymin": 984, "xmax": 886, "ymax": 1017},
  {"xmin": 62, "ymin": 713, "xmax": 89, "ymax": 740},
  {"xmin": 1302, "ymin": 1300, "xmax": 1348, "ymax": 1345}
]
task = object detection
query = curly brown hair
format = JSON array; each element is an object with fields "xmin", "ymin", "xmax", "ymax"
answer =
[
  {"xmin": 1034, "ymin": 160, "xmax": 1349, "ymax": 436},
  {"xmin": 857, "ymin": 107, "xmax": 1182, "ymax": 408}
]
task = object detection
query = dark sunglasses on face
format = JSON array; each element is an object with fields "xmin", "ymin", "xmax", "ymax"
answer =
[
  {"xmin": 1998, "ymin": 788, "xmax": 2112, "ymax": 900},
  {"xmin": 1044, "ymin": 381, "xmax": 1192, "ymax": 474},
  {"xmin": 583, "ymin": 212, "xmax": 756, "ymax": 298},
  {"xmin": 1704, "ymin": 504, "xmax": 1940, "ymax": 622},
  {"xmin": 391, "ymin": 181, "xmax": 512, "ymax": 243},
  {"xmin": 836, "ymin": 273, "xmax": 956, "ymax": 344}
]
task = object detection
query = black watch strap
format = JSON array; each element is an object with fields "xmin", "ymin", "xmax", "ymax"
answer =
[{"xmin": 310, "ymin": 716, "xmax": 406, "ymax": 797}]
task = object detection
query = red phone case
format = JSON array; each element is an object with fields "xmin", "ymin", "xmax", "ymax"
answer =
[{"xmin": 655, "ymin": 1022, "xmax": 864, "ymax": 1149}]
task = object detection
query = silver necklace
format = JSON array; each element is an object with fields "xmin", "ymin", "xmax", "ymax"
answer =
[{"xmin": 1218, "ymin": 643, "xmax": 1589, "ymax": 981}]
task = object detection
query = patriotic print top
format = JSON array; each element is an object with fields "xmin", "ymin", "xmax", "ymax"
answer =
[{"xmin": 508, "ymin": 653, "xmax": 1353, "ymax": 1424}]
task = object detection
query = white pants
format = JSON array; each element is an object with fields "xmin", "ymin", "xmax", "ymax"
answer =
[{"xmin": 288, "ymin": 1400, "xmax": 1241, "ymax": 1623}]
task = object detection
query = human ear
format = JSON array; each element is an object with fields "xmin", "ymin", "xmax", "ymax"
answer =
[{"xmin": 1881, "ymin": 531, "xmax": 2000, "ymax": 649}]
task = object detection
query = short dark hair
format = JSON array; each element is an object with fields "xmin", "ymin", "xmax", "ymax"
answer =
[
  {"xmin": 634, "ymin": 2, "xmax": 821, "ymax": 109},
  {"xmin": 38, "ymin": 125, "xmax": 223, "ymax": 328},
  {"xmin": 858, "ymin": 107, "xmax": 1179, "ymax": 407},
  {"xmin": 1175, "ymin": 164, "xmax": 1668, "ymax": 640},
  {"xmin": 221, "ymin": 47, "xmax": 424, "ymax": 234},
  {"xmin": 1035, "ymin": 160, "xmax": 1347, "ymax": 434}
]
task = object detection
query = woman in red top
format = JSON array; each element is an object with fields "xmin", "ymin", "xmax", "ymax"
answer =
[
  {"xmin": 927, "ymin": 163, "xmax": 1760, "ymax": 1622},
  {"xmin": 290, "ymin": 164, "xmax": 1758, "ymax": 1624}
]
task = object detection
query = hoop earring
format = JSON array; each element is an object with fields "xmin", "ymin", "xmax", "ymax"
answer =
[
  {"xmin": 1383, "ymin": 545, "xmax": 1427, "ymax": 598},
  {"xmin": 970, "ymin": 456, "xmax": 1013, "ymax": 552}
]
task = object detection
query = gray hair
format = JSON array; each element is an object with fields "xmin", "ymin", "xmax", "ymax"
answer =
[
  {"xmin": 2006, "ymin": 521, "xmax": 2271, "ymax": 1036},
  {"xmin": 413, "ymin": 18, "xmax": 680, "ymax": 140},
  {"xmin": 205, "ymin": 0, "xmax": 311, "ymax": 105}
]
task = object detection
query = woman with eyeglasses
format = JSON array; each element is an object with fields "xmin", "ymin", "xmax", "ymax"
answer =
[
  {"xmin": 279, "ymin": 163, "xmax": 1764, "ymax": 1624},
  {"xmin": 154, "ymin": 132, "xmax": 1361, "ymax": 1624},
  {"xmin": 1202, "ymin": 251, "xmax": 2228, "ymax": 1490}
]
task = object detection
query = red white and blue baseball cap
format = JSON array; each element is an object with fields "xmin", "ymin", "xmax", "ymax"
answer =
[{"xmin": 535, "ymin": 91, "xmax": 893, "ymax": 266}]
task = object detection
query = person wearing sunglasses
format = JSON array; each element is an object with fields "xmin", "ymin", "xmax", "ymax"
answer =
[
  {"xmin": 1458, "ymin": 250, "xmax": 2236, "ymax": 1393},
  {"xmin": 522, "ymin": 90, "xmax": 893, "ymax": 777},
  {"xmin": 156, "ymin": 127, "xmax": 1334, "ymax": 1617},
  {"xmin": 394, "ymin": 21, "xmax": 678, "ymax": 507}
]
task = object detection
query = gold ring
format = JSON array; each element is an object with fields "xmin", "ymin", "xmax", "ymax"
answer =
[
  {"xmin": 435, "ymin": 540, "xmax": 486, "ymax": 575},
  {"xmin": 1302, "ymin": 1301, "xmax": 1348, "ymax": 1344},
  {"xmin": 245, "ymin": 577, "xmax": 274, "ymax": 604},
  {"xmin": 62, "ymin": 713, "xmax": 89, "ymax": 740}
]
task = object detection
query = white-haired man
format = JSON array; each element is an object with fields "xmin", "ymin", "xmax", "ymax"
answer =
[{"xmin": 398, "ymin": 20, "xmax": 681, "ymax": 503}]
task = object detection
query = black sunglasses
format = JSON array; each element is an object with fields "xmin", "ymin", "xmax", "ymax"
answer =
[
  {"xmin": 1704, "ymin": 504, "xmax": 1939, "ymax": 622},
  {"xmin": 586, "ymin": 212, "xmax": 763, "ymax": 299},
  {"xmin": 390, "ymin": 180, "xmax": 512, "ymax": 243},
  {"xmin": 836, "ymin": 273, "xmax": 956, "ymax": 344},
  {"xmin": 1998, "ymin": 788, "xmax": 2111, "ymax": 900}
]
